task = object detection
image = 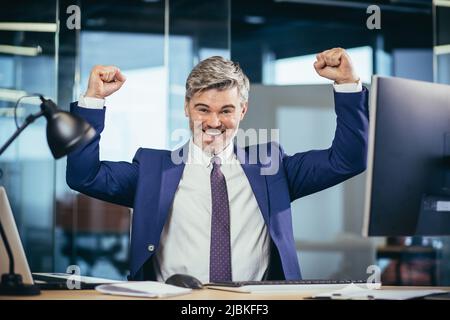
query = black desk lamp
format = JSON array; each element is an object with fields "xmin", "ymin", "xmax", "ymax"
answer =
[{"xmin": 0, "ymin": 95, "xmax": 96, "ymax": 295}]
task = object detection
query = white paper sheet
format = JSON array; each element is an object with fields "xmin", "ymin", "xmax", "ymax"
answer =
[
  {"xmin": 311, "ymin": 283, "xmax": 446, "ymax": 300},
  {"xmin": 96, "ymin": 281, "xmax": 192, "ymax": 298}
]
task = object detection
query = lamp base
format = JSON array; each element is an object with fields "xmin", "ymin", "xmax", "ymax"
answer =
[{"xmin": 0, "ymin": 273, "xmax": 40, "ymax": 296}]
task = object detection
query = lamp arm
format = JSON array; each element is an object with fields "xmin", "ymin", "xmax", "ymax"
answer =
[{"xmin": 0, "ymin": 110, "xmax": 44, "ymax": 157}]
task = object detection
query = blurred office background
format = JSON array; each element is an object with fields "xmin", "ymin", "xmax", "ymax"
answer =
[{"xmin": 0, "ymin": 0, "xmax": 449, "ymax": 284}]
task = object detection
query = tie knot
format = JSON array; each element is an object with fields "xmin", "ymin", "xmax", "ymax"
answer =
[{"xmin": 211, "ymin": 156, "xmax": 221, "ymax": 167}]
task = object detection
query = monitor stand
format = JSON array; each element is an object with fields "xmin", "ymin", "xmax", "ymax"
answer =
[{"xmin": 0, "ymin": 273, "xmax": 40, "ymax": 296}]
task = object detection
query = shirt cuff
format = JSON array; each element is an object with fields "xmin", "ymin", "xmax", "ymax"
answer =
[
  {"xmin": 333, "ymin": 79, "xmax": 362, "ymax": 93},
  {"xmin": 77, "ymin": 94, "xmax": 105, "ymax": 109}
]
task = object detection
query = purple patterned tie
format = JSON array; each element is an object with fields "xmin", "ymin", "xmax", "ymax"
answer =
[{"xmin": 209, "ymin": 156, "xmax": 232, "ymax": 282}]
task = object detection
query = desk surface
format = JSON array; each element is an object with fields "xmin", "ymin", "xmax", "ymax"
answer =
[{"xmin": 1, "ymin": 286, "xmax": 449, "ymax": 300}]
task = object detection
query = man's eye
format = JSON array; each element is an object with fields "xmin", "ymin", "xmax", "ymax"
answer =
[
  {"xmin": 222, "ymin": 109, "xmax": 232, "ymax": 114},
  {"xmin": 198, "ymin": 109, "xmax": 208, "ymax": 113}
]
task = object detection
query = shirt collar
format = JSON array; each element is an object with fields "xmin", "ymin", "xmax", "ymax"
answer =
[{"xmin": 188, "ymin": 137, "xmax": 235, "ymax": 166}]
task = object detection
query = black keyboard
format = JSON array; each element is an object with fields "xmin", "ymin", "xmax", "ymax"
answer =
[{"xmin": 206, "ymin": 279, "xmax": 368, "ymax": 287}]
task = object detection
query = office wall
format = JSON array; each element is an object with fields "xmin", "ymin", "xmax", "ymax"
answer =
[{"xmin": 393, "ymin": 49, "xmax": 433, "ymax": 82}]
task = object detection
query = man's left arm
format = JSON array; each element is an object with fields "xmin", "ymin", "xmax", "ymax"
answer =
[{"xmin": 283, "ymin": 48, "xmax": 369, "ymax": 201}]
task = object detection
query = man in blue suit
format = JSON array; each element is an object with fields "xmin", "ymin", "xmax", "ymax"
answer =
[{"xmin": 66, "ymin": 47, "xmax": 368, "ymax": 282}]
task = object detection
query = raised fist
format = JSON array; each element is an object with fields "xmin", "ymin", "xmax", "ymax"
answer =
[
  {"xmin": 85, "ymin": 65, "xmax": 126, "ymax": 99},
  {"xmin": 314, "ymin": 48, "xmax": 359, "ymax": 84}
]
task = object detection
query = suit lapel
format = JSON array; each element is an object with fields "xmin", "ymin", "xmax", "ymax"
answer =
[
  {"xmin": 157, "ymin": 143, "xmax": 188, "ymax": 231},
  {"xmin": 235, "ymin": 145, "xmax": 270, "ymax": 226}
]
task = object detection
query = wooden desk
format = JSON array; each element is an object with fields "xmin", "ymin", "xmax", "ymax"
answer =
[{"xmin": 1, "ymin": 286, "xmax": 449, "ymax": 300}]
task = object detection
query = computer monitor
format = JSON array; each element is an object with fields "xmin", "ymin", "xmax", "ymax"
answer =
[
  {"xmin": 0, "ymin": 186, "xmax": 119, "ymax": 291},
  {"xmin": 0, "ymin": 186, "xmax": 34, "ymax": 284},
  {"xmin": 363, "ymin": 76, "xmax": 450, "ymax": 236}
]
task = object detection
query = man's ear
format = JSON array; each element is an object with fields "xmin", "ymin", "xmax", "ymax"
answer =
[
  {"xmin": 240, "ymin": 102, "xmax": 248, "ymax": 120},
  {"xmin": 184, "ymin": 100, "xmax": 189, "ymax": 117}
]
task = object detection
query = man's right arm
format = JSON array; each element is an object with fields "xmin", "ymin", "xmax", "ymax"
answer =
[{"xmin": 66, "ymin": 65, "xmax": 139, "ymax": 208}]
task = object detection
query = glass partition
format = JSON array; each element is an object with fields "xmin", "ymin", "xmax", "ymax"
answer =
[
  {"xmin": 167, "ymin": 0, "xmax": 230, "ymax": 148},
  {"xmin": 60, "ymin": 0, "xmax": 232, "ymax": 280},
  {"xmin": 54, "ymin": 0, "xmax": 167, "ymax": 280},
  {"xmin": 1, "ymin": 0, "xmax": 230, "ymax": 280},
  {"xmin": 0, "ymin": 0, "xmax": 58, "ymax": 273},
  {"xmin": 434, "ymin": 0, "xmax": 450, "ymax": 84}
]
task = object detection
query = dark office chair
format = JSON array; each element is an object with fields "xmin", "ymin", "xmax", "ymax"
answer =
[{"xmin": 55, "ymin": 193, "xmax": 131, "ymax": 276}]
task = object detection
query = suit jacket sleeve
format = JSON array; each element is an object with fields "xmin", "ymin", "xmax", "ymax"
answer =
[
  {"xmin": 283, "ymin": 87, "xmax": 369, "ymax": 202},
  {"xmin": 66, "ymin": 103, "xmax": 140, "ymax": 207}
]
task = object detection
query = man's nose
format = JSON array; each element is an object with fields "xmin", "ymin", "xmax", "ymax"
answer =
[{"xmin": 206, "ymin": 113, "xmax": 222, "ymax": 128}]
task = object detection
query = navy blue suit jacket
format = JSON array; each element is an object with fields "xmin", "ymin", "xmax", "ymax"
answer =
[{"xmin": 66, "ymin": 88, "xmax": 369, "ymax": 280}]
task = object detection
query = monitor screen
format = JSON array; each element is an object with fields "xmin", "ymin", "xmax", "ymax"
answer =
[{"xmin": 363, "ymin": 76, "xmax": 450, "ymax": 236}]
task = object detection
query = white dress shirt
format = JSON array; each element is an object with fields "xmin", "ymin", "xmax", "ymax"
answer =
[
  {"xmin": 77, "ymin": 80, "xmax": 362, "ymax": 282},
  {"xmin": 153, "ymin": 139, "xmax": 270, "ymax": 283}
]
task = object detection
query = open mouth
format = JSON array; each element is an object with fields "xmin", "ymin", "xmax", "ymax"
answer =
[{"xmin": 203, "ymin": 128, "xmax": 225, "ymax": 136}]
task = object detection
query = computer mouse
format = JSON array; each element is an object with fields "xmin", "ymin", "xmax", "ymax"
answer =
[{"xmin": 165, "ymin": 274, "xmax": 203, "ymax": 289}]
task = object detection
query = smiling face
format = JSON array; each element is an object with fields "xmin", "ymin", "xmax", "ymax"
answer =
[{"xmin": 185, "ymin": 87, "xmax": 248, "ymax": 155}]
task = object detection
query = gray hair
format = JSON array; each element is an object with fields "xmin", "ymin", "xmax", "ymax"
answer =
[{"xmin": 185, "ymin": 56, "xmax": 250, "ymax": 103}]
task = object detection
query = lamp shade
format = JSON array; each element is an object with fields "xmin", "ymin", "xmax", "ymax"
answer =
[{"xmin": 40, "ymin": 97, "xmax": 96, "ymax": 159}]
